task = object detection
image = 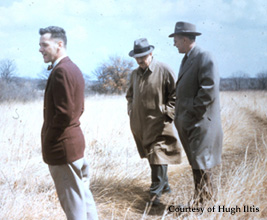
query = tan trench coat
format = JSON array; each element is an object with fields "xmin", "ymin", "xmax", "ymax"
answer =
[
  {"xmin": 174, "ymin": 46, "xmax": 223, "ymax": 170},
  {"xmin": 126, "ymin": 59, "xmax": 181, "ymax": 165}
]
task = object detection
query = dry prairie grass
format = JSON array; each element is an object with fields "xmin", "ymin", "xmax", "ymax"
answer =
[{"xmin": 0, "ymin": 91, "xmax": 266, "ymax": 220}]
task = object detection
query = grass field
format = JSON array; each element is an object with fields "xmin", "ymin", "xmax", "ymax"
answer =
[{"xmin": 0, "ymin": 91, "xmax": 266, "ymax": 220}]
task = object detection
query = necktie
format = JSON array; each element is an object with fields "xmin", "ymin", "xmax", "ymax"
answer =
[
  {"xmin": 181, "ymin": 54, "xmax": 188, "ymax": 67},
  {"xmin": 47, "ymin": 64, "xmax": 53, "ymax": 71}
]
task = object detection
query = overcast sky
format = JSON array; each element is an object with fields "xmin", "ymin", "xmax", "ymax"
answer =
[{"xmin": 0, "ymin": 0, "xmax": 266, "ymax": 79}]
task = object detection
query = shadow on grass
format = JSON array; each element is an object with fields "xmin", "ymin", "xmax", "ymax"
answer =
[{"xmin": 90, "ymin": 178, "xmax": 168, "ymax": 216}]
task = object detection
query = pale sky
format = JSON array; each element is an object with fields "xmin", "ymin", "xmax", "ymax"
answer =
[{"xmin": 0, "ymin": 0, "xmax": 266, "ymax": 79}]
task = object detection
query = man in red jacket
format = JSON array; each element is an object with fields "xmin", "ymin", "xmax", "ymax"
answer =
[{"xmin": 39, "ymin": 26, "xmax": 98, "ymax": 220}]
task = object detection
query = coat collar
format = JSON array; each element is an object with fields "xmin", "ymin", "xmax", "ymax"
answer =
[
  {"xmin": 148, "ymin": 57, "xmax": 157, "ymax": 72},
  {"xmin": 45, "ymin": 56, "xmax": 70, "ymax": 92},
  {"xmin": 49, "ymin": 56, "xmax": 69, "ymax": 75},
  {"xmin": 53, "ymin": 55, "xmax": 68, "ymax": 69},
  {"xmin": 176, "ymin": 46, "xmax": 201, "ymax": 85}
]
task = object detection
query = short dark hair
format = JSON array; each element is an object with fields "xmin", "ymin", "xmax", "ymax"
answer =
[{"xmin": 39, "ymin": 26, "xmax": 67, "ymax": 46}]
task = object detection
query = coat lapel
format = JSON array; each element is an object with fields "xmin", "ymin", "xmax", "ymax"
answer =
[
  {"xmin": 44, "ymin": 57, "xmax": 70, "ymax": 92},
  {"xmin": 44, "ymin": 69, "xmax": 54, "ymax": 93},
  {"xmin": 176, "ymin": 46, "xmax": 200, "ymax": 85}
]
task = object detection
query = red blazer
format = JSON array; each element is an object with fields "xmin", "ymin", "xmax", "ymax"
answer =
[{"xmin": 41, "ymin": 57, "xmax": 85, "ymax": 165}]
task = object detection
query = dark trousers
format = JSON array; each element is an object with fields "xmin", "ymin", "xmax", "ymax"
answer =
[
  {"xmin": 150, "ymin": 164, "xmax": 169, "ymax": 197},
  {"xmin": 192, "ymin": 169, "xmax": 213, "ymax": 205}
]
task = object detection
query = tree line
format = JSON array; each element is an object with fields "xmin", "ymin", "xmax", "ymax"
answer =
[{"xmin": 0, "ymin": 57, "xmax": 267, "ymax": 102}]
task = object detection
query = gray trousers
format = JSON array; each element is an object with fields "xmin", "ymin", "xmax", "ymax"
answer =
[
  {"xmin": 150, "ymin": 164, "xmax": 169, "ymax": 197},
  {"xmin": 49, "ymin": 158, "xmax": 98, "ymax": 220}
]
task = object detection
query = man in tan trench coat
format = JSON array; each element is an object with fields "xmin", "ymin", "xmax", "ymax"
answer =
[
  {"xmin": 126, "ymin": 38, "xmax": 181, "ymax": 206},
  {"xmin": 169, "ymin": 22, "xmax": 223, "ymax": 206}
]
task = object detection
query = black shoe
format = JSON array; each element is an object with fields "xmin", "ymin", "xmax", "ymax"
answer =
[
  {"xmin": 162, "ymin": 185, "xmax": 171, "ymax": 194},
  {"xmin": 150, "ymin": 195, "xmax": 161, "ymax": 206}
]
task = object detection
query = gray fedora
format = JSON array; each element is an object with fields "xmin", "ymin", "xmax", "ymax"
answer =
[
  {"xmin": 129, "ymin": 38, "xmax": 154, "ymax": 58},
  {"xmin": 169, "ymin": 21, "xmax": 201, "ymax": 37}
]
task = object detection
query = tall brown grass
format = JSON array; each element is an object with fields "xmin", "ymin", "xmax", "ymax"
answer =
[{"xmin": 0, "ymin": 91, "xmax": 266, "ymax": 219}]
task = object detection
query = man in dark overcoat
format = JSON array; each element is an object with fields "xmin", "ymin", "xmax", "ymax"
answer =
[
  {"xmin": 169, "ymin": 21, "xmax": 223, "ymax": 206},
  {"xmin": 39, "ymin": 26, "xmax": 98, "ymax": 220},
  {"xmin": 126, "ymin": 38, "xmax": 182, "ymax": 205}
]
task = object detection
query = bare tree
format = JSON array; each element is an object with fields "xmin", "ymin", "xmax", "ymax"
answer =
[
  {"xmin": 92, "ymin": 56, "xmax": 134, "ymax": 94},
  {"xmin": 256, "ymin": 71, "xmax": 267, "ymax": 90},
  {"xmin": 0, "ymin": 59, "xmax": 16, "ymax": 83}
]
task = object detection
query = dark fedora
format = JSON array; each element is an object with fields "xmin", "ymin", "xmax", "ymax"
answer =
[
  {"xmin": 129, "ymin": 38, "xmax": 154, "ymax": 58},
  {"xmin": 169, "ymin": 21, "xmax": 201, "ymax": 37}
]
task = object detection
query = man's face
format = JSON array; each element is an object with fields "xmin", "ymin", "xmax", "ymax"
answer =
[
  {"xmin": 173, "ymin": 35, "xmax": 186, "ymax": 54},
  {"xmin": 135, "ymin": 53, "xmax": 152, "ymax": 70},
  {"xmin": 39, "ymin": 33, "xmax": 60, "ymax": 64}
]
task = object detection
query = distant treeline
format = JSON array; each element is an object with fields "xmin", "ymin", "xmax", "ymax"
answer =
[
  {"xmin": 0, "ymin": 76, "xmax": 267, "ymax": 103},
  {"xmin": 220, "ymin": 77, "xmax": 267, "ymax": 91},
  {"xmin": 1, "ymin": 57, "xmax": 267, "ymax": 103}
]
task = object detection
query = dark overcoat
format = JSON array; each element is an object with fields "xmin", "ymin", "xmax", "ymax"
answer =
[
  {"xmin": 174, "ymin": 46, "xmax": 223, "ymax": 169},
  {"xmin": 126, "ymin": 59, "xmax": 181, "ymax": 165},
  {"xmin": 41, "ymin": 57, "xmax": 85, "ymax": 165}
]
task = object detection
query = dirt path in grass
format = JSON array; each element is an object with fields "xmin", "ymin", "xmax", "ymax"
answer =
[{"xmin": 94, "ymin": 107, "xmax": 267, "ymax": 220}]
